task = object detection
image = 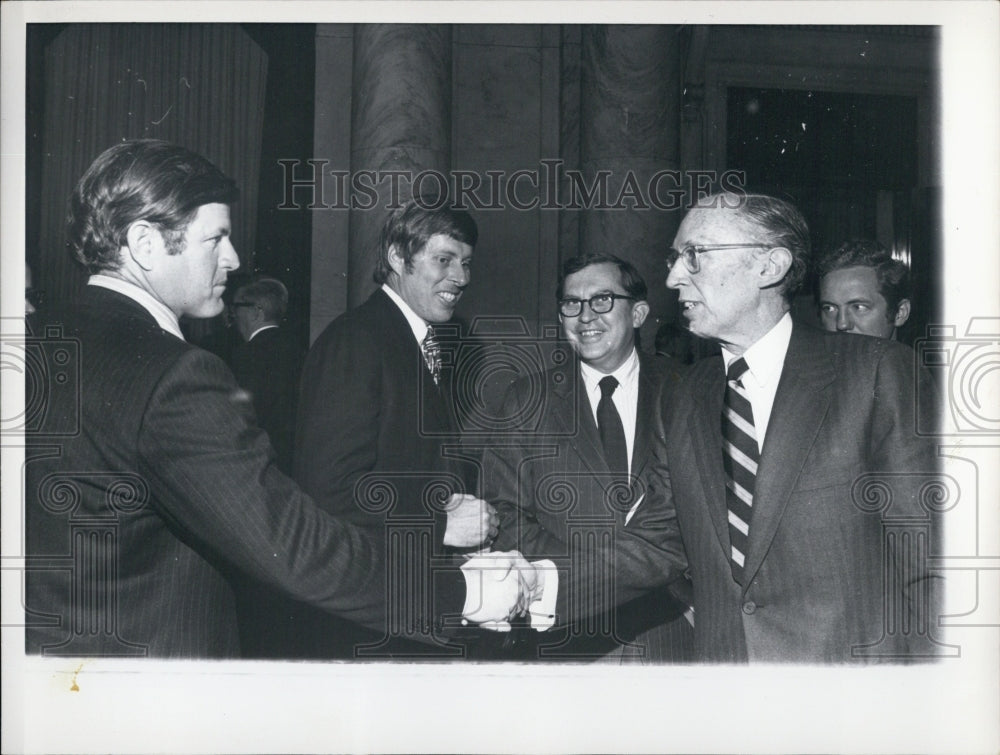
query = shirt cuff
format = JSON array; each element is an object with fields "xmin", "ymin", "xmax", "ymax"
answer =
[{"xmin": 528, "ymin": 559, "xmax": 558, "ymax": 631}]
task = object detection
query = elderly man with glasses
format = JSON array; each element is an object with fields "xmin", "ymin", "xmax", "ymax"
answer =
[
  {"xmin": 643, "ymin": 191, "xmax": 945, "ymax": 663},
  {"xmin": 504, "ymin": 192, "xmax": 946, "ymax": 664}
]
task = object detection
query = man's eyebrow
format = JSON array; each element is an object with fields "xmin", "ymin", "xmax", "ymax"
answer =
[{"xmin": 564, "ymin": 289, "xmax": 618, "ymax": 298}]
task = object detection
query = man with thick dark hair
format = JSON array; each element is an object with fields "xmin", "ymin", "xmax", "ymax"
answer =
[
  {"xmin": 816, "ymin": 239, "xmax": 912, "ymax": 340},
  {"xmin": 291, "ymin": 198, "xmax": 499, "ymax": 659},
  {"xmin": 24, "ymin": 141, "xmax": 514, "ymax": 658}
]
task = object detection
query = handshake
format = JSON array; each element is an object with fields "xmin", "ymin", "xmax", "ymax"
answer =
[{"xmin": 443, "ymin": 493, "xmax": 556, "ymax": 631}]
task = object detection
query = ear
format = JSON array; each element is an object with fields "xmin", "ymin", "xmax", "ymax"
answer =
[
  {"xmin": 758, "ymin": 246, "xmax": 793, "ymax": 289},
  {"xmin": 631, "ymin": 299, "xmax": 650, "ymax": 329},
  {"xmin": 387, "ymin": 244, "xmax": 407, "ymax": 277},
  {"xmin": 893, "ymin": 298, "xmax": 911, "ymax": 327},
  {"xmin": 124, "ymin": 220, "xmax": 159, "ymax": 272}
]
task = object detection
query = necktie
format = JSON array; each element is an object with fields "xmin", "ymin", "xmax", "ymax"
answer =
[
  {"xmin": 597, "ymin": 375, "xmax": 628, "ymax": 480},
  {"xmin": 421, "ymin": 326, "xmax": 441, "ymax": 385},
  {"xmin": 722, "ymin": 357, "xmax": 759, "ymax": 582}
]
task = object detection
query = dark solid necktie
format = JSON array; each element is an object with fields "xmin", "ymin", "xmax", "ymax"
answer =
[
  {"xmin": 722, "ymin": 357, "xmax": 759, "ymax": 582},
  {"xmin": 421, "ymin": 326, "xmax": 441, "ymax": 385},
  {"xmin": 597, "ymin": 375, "xmax": 629, "ymax": 479}
]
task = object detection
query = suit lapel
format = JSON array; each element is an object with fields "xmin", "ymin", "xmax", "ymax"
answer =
[
  {"xmin": 373, "ymin": 289, "xmax": 454, "ymax": 432},
  {"xmin": 688, "ymin": 360, "xmax": 733, "ymax": 562},
  {"xmin": 570, "ymin": 367, "xmax": 610, "ymax": 478},
  {"xmin": 631, "ymin": 353, "xmax": 669, "ymax": 484},
  {"xmin": 742, "ymin": 325, "xmax": 835, "ymax": 585}
]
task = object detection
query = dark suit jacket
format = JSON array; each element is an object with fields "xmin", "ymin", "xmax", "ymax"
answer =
[
  {"xmin": 484, "ymin": 351, "xmax": 694, "ymax": 661},
  {"xmin": 231, "ymin": 326, "xmax": 303, "ymax": 475},
  {"xmin": 654, "ymin": 322, "xmax": 943, "ymax": 663},
  {"xmin": 24, "ymin": 286, "xmax": 417, "ymax": 658},
  {"xmin": 289, "ymin": 288, "xmax": 477, "ymax": 658}
]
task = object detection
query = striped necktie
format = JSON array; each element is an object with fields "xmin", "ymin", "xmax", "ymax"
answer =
[
  {"xmin": 722, "ymin": 357, "xmax": 758, "ymax": 582},
  {"xmin": 421, "ymin": 326, "xmax": 442, "ymax": 385}
]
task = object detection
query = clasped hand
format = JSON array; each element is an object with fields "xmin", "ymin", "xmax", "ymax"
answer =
[
  {"xmin": 461, "ymin": 551, "xmax": 541, "ymax": 629},
  {"xmin": 443, "ymin": 493, "xmax": 498, "ymax": 548}
]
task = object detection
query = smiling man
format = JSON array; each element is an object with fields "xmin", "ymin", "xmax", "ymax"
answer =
[
  {"xmin": 290, "ymin": 198, "xmax": 499, "ymax": 659},
  {"xmin": 24, "ymin": 141, "xmax": 473, "ymax": 657},
  {"xmin": 482, "ymin": 254, "xmax": 694, "ymax": 662}
]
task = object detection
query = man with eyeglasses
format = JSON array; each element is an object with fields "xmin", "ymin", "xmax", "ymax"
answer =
[
  {"xmin": 636, "ymin": 191, "xmax": 943, "ymax": 662},
  {"xmin": 482, "ymin": 254, "xmax": 694, "ymax": 661}
]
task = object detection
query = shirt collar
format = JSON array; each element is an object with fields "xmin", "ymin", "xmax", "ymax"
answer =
[
  {"xmin": 721, "ymin": 311, "xmax": 792, "ymax": 387},
  {"xmin": 88, "ymin": 274, "xmax": 185, "ymax": 341},
  {"xmin": 579, "ymin": 347, "xmax": 640, "ymax": 393},
  {"xmin": 248, "ymin": 324, "xmax": 279, "ymax": 342},
  {"xmin": 381, "ymin": 283, "xmax": 429, "ymax": 343}
]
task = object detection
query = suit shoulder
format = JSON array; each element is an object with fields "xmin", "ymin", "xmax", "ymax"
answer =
[
  {"xmin": 309, "ymin": 291, "xmax": 405, "ymax": 350},
  {"xmin": 807, "ymin": 324, "xmax": 908, "ymax": 369},
  {"xmin": 683, "ymin": 353, "xmax": 722, "ymax": 387},
  {"xmin": 641, "ymin": 352, "xmax": 687, "ymax": 388}
]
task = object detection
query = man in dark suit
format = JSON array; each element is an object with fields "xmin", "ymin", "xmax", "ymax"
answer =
[
  {"xmin": 483, "ymin": 254, "xmax": 694, "ymax": 662},
  {"xmin": 520, "ymin": 193, "xmax": 944, "ymax": 664},
  {"xmin": 292, "ymin": 199, "xmax": 499, "ymax": 659},
  {"xmin": 24, "ymin": 140, "xmax": 513, "ymax": 659},
  {"xmin": 647, "ymin": 191, "xmax": 943, "ymax": 662},
  {"xmin": 230, "ymin": 275, "xmax": 302, "ymax": 474}
]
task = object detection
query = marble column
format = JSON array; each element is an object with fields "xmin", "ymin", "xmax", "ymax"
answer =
[
  {"xmin": 579, "ymin": 25, "xmax": 682, "ymax": 349},
  {"xmin": 348, "ymin": 24, "xmax": 452, "ymax": 307}
]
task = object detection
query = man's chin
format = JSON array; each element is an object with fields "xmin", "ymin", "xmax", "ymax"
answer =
[{"xmin": 191, "ymin": 301, "xmax": 226, "ymax": 320}]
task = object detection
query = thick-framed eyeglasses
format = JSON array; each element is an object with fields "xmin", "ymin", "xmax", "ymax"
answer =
[
  {"xmin": 666, "ymin": 244, "xmax": 772, "ymax": 274},
  {"xmin": 558, "ymin": 293, "xmax": 634, "ymax": 318}
]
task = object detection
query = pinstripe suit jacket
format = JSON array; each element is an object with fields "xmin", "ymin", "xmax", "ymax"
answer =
[
  {"xmin": 24, "ymin": 286, "xmax": 419, "ymax": 658},
  {"xmin": 484, "ymin": 351, "xmax": 693, "ymax": 661},
  {"xmin": 655, "ymin": 322, "xmax": 943, "ymax": 663}
]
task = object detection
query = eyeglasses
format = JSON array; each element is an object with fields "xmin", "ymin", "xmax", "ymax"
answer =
[
  {"xmin": 558, "ymin": 293, "xmax": 634, "ymax": 318},
  {"xmin": 229, "ymin": 302, "xmax": 256, "ymax": 309},
  {"xmin": 666, "ymin": 244, "xmax": 772, "ymax": 274}
]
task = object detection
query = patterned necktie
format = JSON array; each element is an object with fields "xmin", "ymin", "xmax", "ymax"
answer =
[
  {"xmin": 421, "ymin": 326, "xmax": 441, "ymax": 385},
  {"xmin": 722, "ymin": 357, "xmax": 759, "ymax": 582},
  {"xmin": 597, "ymin": 375, "xmax": 628, "ymax": 480}
]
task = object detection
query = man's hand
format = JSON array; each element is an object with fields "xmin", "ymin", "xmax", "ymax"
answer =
[
  {"xmin": 460, "ymin": 550, "xmax": 539, "ymax": 628},
  {"xmin": 443, "ymin": 493, "xmax": 498, "ymax": 548}
]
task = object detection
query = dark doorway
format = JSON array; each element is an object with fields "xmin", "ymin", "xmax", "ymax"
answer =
[{"xmin": 727, "ymin": 86, "xmax": 937, "ymax": 344}]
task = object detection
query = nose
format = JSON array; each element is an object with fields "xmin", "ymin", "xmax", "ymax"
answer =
[
  {"xmin": 578, "ymin": 302, "xmax": 599, "ymax": 323},
  {"xmin": 666, "ymin": 262, "xmax": 686, "ymax": 289},
  {"xmin": 836, "ymin": 308, "xmax": 853, "ymax": 332},
  {"xmin": 219, "ymin": 238, "xmax": 240, "ymax": 272},
  {"xmin": 450, "ymin": 259, "xmax": 469, "ymax": 287}
]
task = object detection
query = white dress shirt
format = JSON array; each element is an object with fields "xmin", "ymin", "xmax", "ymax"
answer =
[
  {"xmin": 719, "ymin": 312, "xmax": 793, "ymax": 452},
  {"xmin": 579, "ymin": 348, "xmax": 640, "ymax": 474},
  {"xmin": 381, "ymin": 283, "xmax": 428, "ymax": 345},
  {"xmin": 247, "ymin": 324, "xmax": 279, "ymax": 342},
  {"xmin": 88, "ymin": 274, "xmax": 185, "ymax": 341}
]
